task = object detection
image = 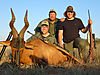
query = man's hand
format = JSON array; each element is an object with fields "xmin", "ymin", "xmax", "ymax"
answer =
[
  {"xmin": 59, "ymin": 44, "xmax": 64, "ymax": 48},
  {"xmin": 88, "ymin": 19, "xmax": 92, "ymax": 25},
  {"xmin": 60, "ymin": 18, "xmax": 65, "ymax": 22},
  {"xmin": 81, "ymin": 19, "xmax": 93, "ymax": 33}
]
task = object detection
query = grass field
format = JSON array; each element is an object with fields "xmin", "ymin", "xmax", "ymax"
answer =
[{"xmin": 0, "ymin": 39, "xmax": 100, "ymax": 75}]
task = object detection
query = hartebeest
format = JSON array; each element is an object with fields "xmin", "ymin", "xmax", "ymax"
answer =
[{"xmin": 0, "ymin": 8, "xmax": 68, "ymax": 65}]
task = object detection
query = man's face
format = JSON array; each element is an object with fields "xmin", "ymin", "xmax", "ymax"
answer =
[
  {"xmin": 67, "ymin": 11, "xmax": 74, "ymax": 19},
  {"xmin": 49, "ymin": 12, "xmax": 57, "ymax": 21},
  {"xmin": 41, "ymin": 25, "xmax": 49, "ymax": 34}
]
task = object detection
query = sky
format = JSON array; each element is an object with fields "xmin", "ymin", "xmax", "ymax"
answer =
[{"xmin": 0, "ymin": 0, "xmax": 100, "ymax": 41}]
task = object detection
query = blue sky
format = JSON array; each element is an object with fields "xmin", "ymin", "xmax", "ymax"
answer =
[{"xmin": 0, "ymin": 0, "xmax": 100, "ymax": 41}]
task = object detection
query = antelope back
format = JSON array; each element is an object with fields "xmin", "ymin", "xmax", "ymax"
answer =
[{"xmin": 24, "ymin": 39, "xmax": 67, "ymax": 65}]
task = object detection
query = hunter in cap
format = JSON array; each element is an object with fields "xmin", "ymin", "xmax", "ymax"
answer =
[
  {"xmin": 34, "ymin": 9, "xmax": 64, "ymax": 43},
  {"xmin": 27, "ymin": 21, "xmax": 57, "ymax": 44},
  {"xmin": 58, "ymin": 6, "xmax": 92, "ymax": 62}
]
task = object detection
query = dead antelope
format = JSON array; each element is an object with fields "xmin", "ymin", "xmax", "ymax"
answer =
[{"xmin": 0, "ymin": 8, "xmax": 67, "ymax": 65}]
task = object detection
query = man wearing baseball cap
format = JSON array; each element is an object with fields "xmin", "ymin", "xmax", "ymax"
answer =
[
  {"xmin": 27, "ymin": 21, "xmax": 57, "ymax": 44},
  {"xmin": 34, "ymin": 9, "xmax": 61, "ymax": 43},
  {"xmin": 58, "ymin": 6, "xmax": 92, "ymax": 62}
]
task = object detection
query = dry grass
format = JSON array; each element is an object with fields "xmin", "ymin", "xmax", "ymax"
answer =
[
  {"xmin": 0, "ymin": 62, "xmax": 100, "ymax": 75},
  {"xmin": 0, "ymin": 40, "xmax": 100, "ymax": 75},
  {"xmin": 0, "ymin": 46, "xmax": 12, "ymax": 65}
]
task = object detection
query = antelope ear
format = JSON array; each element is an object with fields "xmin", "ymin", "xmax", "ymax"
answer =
[
  {"xmin": 25, "ymin": 42, "xmax": 33, "ymax": 48},
  {"xmin": 0, "ymin": 41, "xmax": 10, "ymax": 46},
  {"xmin": 25, "ymin": 42, "xmax": 38, "ymax": 48}
]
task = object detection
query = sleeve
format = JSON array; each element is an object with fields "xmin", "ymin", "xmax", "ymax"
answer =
[
  {"xmin": 26, "ymin": 35, "xmax": 37, "ymax": 42},
  {"xmin": 34, "ymin": 21, "xmax": 42, "ymax": 33},
  {"xmin": 34, "ymin": 19, "xmax": 48, "ymax": 32},
  {"xmin": 26, "ymin": 33, "xmax": 40, "ymax": 42},
  {"xmin": 78, "ymin": 19, "xmax": 85, "ymax": 30},
  {"xmin": 54, "ymin": 37, "xmax": 57, "ymax": 44},
  {"xmin": 51, "ymin": 35, "xmax": 57, "ymax": 44},
  {"xmin": 58, "ymin": 21, "xmax": 64, "ymax": 30}
]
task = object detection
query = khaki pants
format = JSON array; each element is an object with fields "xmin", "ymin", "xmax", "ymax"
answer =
[
  {"xmin": 63, "ymin": 41, "xmax": 74, "ymax": 56},
  {"xmin": 64, "ymin": 37, "xmax": 89, "ymax": 61}
]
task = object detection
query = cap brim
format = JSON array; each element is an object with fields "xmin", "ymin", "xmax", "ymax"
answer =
[
  {"xmin": 64, "ymin": 11, "xmax": 76, "ymax": 17},
  {"xmin": 41, "ymin": 24, "xmax": 49, "ymax": 26}
]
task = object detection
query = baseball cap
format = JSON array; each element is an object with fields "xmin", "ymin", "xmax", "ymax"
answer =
[{"xmin": 41, "ymin": 20, "xmax": 49, "ymax": 26}]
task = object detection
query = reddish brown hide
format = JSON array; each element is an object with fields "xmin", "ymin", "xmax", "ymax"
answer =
[
  {"xmin": 21, "ymin": 39, "xmax": 67, "ymax": 65},
  {"xmin": 0, "ymin": 39, "xmax": 67, "ymax": 65},
  {"xmin": 0, "ymin": 8, "xmax": 67, "ymax": 65}
]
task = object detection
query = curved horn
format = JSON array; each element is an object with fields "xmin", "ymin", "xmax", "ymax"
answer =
[
  {"xmin": 19, "ymin": 10, "xmax": 29, "ymax": 38},
  {"xmin": 9, "ymin": 8, "xmax": 18, "ymax": 38}
]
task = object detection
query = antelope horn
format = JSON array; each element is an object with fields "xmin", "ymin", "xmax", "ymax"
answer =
[
  {"xmin": 19, "ymin": 10, "xmax": 29, "ymax": 38},
  {"xmin": 9, "ymin": 8, "xmax": 18, "ymax": 38},
  {"xmin": 24, "ymin": 10, "xmax": 29, "ymax": 25}
]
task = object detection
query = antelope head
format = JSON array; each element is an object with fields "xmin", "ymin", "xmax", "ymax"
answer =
[
  {"xmin": 9, "ymin": 8, "xmax": 29, "ymax": 50},
  {"xmin": 0, "ymin": 8, "xmax": 29, "ymax": 62}
]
